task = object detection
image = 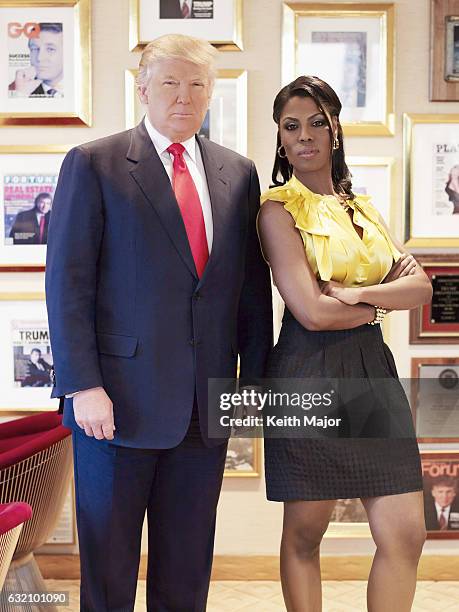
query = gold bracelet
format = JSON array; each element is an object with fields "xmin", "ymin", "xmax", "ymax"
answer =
[{"xmin": 368, "ymin": 306, "xmax": 387, "ymax": 325}]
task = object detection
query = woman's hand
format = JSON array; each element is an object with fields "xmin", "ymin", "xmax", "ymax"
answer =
[
  {"xmin": 320, "ymin": 280, "xmax": 362, "ymax": 305},
  {"xmin": 383, "ymin": 253, "xmax": 417, "ymax": 283}
]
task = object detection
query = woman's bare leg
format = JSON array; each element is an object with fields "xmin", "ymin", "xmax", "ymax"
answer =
[
  {"xmin": 280, "ymin": 499, "xmax": 336, "ymax": 612},
  {"xmin": 362, "ymin": 491, "xmax": 426, "ymax": 612}
]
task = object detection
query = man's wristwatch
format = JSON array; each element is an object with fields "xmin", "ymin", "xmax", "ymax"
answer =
[{"xmin": 368, "ymin": 305, "xmax": 387, "ymax": 325}]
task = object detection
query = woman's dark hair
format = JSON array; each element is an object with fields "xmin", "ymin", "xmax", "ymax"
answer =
[{"xmin": 272, "ymin": 75, "xmax": 354, "ymax": 199}]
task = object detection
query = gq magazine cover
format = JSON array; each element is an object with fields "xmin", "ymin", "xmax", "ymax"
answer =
[{"xmin": 7, "ymin": 21, "xmax": 64, "ymax": 98}]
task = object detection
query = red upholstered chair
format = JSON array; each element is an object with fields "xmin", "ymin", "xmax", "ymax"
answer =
[
  {"xmin": 0, "ymin": 412, "xmax": 73, "ymax": 607},
  {"xmin": 0, "ymin": 502, "xmax": 32, "ymax": 590}
]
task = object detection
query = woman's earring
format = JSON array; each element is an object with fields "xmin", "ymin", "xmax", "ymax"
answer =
[
  {"xmin": 333, "ymin": 136, "xmax": 340, "ymax": 150},
  {"xmin": 278, "ymin": 144, "xmax": 287, "ymax": 158}
]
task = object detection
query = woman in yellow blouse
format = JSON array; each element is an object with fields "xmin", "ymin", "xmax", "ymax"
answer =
[{"xmin": 257, "ymin": 76, "xmax": 432, "ymax": 612}]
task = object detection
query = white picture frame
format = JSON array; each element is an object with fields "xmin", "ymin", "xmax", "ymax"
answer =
[
  {"xmin": 0, "ymin": 145, "xmax": 69, "ymax": 269},
  {"xmin": 0, "ymin": 292, "xmax": 58, "ymax": 411}
]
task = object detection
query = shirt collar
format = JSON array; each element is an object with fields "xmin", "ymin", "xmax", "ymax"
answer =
[
  {"xmin": 435, "ymin": 501, "xmax": 450, "ymax": 512},
  {"xmin": 144, "ymin": 115, "xmax": 197, "ymax": 163}
]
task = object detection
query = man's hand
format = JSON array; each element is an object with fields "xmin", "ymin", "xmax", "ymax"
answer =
[
  {"xmin": 13, "ymin": 67, "xmax": 40, "ymax": 96},
  {"xmin": 73, "ymin": 386, "xmax": 116, "ymax": 440},
  {"xmin": 383, "ymin": 252, "xmax": 417, "ymax": 283},
  {"xmin": 232, "ymin": 385, "xmax": 262, "ymax": 436}
]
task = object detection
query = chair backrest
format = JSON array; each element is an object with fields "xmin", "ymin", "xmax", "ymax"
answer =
[
  {"xmin": 0, "ymin": 503, "xmax": 32, "ymax": 536},
  {"xmin": 0, "ymin": 502, "xmax": 32, "ymax": 590},
  {"xmin": 0, "ymin": 413, "xmax": 73, "ymax": 559},
  {"xmin": 0, "ymin": 412, "xmax": 71, "ymax": 471}
]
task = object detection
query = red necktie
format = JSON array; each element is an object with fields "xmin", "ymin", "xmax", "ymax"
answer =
[
  {"xmin": 439, "ymin": 508, "xmax": 447, "ymax": 530},
  {"xmin": 182, "ymin": 0, "xmax": 190, "ymax": 18},
  {"xmin": 167, "ymin": 143, "xmax": 209, "ymax": 278},
  {"xmin": 39, "ymin": 215, "xmax": 46, "ymax": 243}
]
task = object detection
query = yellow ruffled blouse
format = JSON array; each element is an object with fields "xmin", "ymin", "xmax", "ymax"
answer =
[{"xmin": 260, "ymin": 174, "xmax": 401, "ymax": 287}]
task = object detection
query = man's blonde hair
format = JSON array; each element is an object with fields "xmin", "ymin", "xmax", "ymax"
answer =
[{"xmin": 136, "ymin": 33, "xmax": 218, "ymax": 88}]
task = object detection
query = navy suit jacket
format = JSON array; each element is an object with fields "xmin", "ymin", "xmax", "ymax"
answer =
[
  {"xmin": 10, "ymin": 208, "xmax": 49, "ymax": 244},
  {"xmin": 45, "ymin": 121, "xmax": 273, "ymax": 448},
  {"xmin": 160, "ymin": 0, "xmax": 189, "ymax": 18}
]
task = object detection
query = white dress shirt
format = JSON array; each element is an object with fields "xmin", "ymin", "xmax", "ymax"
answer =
[
  {"xmin": 435, "ymin": 501, "xmax": 451, "ymax": 526},
  {"xmin": 144, "ymin": 114, "xmax": 213, "ymax": 252},
  {"xmin": 180, "ymin": 0, "xmax": 192, "ymax": 17}
]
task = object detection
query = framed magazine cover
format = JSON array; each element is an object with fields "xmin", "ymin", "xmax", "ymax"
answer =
[
  {"xmin": 0, "ymin": 0, "xmax": 91, "ymax": 126},
  {"xmin": 129, "ymin": 0, "xmax": 243, "ymax": 51},
  {"xmin": 125, "ymin": 68, "xmax": 248, "ymax": 155},
  {"xmin": 325, "ymin": 497, "xmax": 370, "ymax": 538},
  {"xmin": 411, "ymin": 357, "xmax": 459, "ymax": 443},
  {"xmin": 421, "ymin": 450, "xmax": 459, "ymax": 539},
  {"xmin": 403, "ymin": 114, "xmax": 459, "ymax": 247},
  {"xmin": 409, "ymin": 254, "xmax": 459, "ymax": 344},
  {"xmin": 347, "ymin": 156, "xmax": 395, "ymax": 229},
  {"xmin": 282, "ymin": 3, "xmax": 395, "ymax": 136},
  {"xmin": 0, "ymin": 292, "xmax": 59, "ymax": 412},
  {"xmin": 224, "ymin": 437, "xmax": 260, "ymax": 478},
  {"xmin": 0, "ymin": 145, "xmax": 69, "ymax": 270}
]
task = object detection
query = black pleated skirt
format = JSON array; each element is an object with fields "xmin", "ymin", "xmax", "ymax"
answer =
[{"xmin": 264, "ymin": 308, "xmax": 423, "ymax": 501}]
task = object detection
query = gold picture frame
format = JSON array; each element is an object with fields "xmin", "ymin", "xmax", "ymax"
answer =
[
  {"xmin": 129, "ymin": 0, "xmax": 243, "ymax": 52},
  {"xmin": 224, "ymin": 437, "xmax": 261, "ymax": 478},
  {"xmin": 0, "ymin": 0, "xmax": 91, "ymax": 126},
  {"xmin": 403, "ymin": 114, "xmax": 459, "ymax": 247},
  {"xmin": 125, "ymin": 68, "xmax": 248, "ymax": 155},
  {"xmin": 0, "ymin": 145, "xmax": 71, "ymax": 269},
  {"xmin": 282, "ymin": 2, "xmax": 395, "ymax": 136},
  {"xmin": 325, "ymin": 497, "xmax": 371, "ymax": 538}
]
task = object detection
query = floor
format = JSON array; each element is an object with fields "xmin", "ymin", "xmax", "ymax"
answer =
[{"xmin": 45, "ymin": 579, "xmax": 459, "ymax": 611}]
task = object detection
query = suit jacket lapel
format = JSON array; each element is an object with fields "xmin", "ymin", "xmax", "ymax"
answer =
[
  {"xmin": 127, "ymin": 121, "xmax": 198, "ymax": 280},
  {"xmin": 196, "ymin": 136, "xmax": 231, "ymax": 287}
]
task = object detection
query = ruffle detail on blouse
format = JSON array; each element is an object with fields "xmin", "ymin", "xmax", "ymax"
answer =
[{"xmin": 260, "ymin": 177, "xmax": 333, "ymax": 280}]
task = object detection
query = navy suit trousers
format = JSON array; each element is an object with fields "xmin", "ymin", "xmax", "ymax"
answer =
[{"xmin": 72, "ymin": 403, "xmax": 227, "ymax": 611}]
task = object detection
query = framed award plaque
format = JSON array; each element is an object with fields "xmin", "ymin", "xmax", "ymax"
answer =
[
  {"xmin": 411, "ymin": 357, "xmax": 459, "ymax": 443},
  {"xmin": 410, "ymin": 254, "xmax": 459, "ymax": 344}
]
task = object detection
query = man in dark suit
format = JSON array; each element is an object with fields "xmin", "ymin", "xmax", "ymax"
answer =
[
  {"xmin": 160, "ymin": 0, "xmax": 213, "ymax": 19},
  {"xmin": 46, "ymin": 33, "xmax": 272, "ymax": 611},
  {"xmin": 8, "ymin": 23, "xmax": 63, "ymax": 98},
  {"xmin": 21, "ymin": 348, "xmax": 52, "ymax": 387},
  {"xmin": 9, "ymin": 192, "xmax": 51, "ymax": 244},
  {"xmin": 424, "ymin": 476, "xmax": 459, "ymax": 531}
]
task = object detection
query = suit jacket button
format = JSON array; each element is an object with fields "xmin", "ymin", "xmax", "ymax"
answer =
[{"xmin": 189, "ymin": 339, "xmax": 194, "ymax": 346}]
